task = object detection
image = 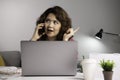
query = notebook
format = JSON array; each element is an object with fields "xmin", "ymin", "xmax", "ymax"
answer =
[{"xmin": 21, "ymin": 41, "xmax": 78, "ymax": 76}]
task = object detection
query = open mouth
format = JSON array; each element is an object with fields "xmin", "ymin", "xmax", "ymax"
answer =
[{"xmin": 47, "ymin": 28, "xmax": 54, "ymax": 32}]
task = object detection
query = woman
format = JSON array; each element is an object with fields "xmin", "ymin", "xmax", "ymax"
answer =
[{"xmin": 31, "ymin": 6, "xmax": 79, "ymax": 41}]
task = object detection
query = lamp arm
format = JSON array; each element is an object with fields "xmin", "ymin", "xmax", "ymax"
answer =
[{"xmin": 103, "ymin": 32, "xmax": 120, "ymax": 36}]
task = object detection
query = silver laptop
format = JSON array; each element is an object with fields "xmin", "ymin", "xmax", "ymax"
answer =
[{"xmin": 21, "ymin": 41, "xmax": 78, "ymax": 76}]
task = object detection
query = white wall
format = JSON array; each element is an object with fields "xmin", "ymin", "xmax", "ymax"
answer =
[{"xmin": 0, "ymin": 0, "xmax": 120, "ymax": 59}]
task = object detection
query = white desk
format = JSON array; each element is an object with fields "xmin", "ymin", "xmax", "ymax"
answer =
[
  {"xmin": 0, "ymin": 73, "xmax": 103, "ymax": 80},
  {"xmin": 0, "ymin": 67, "xmax": 104, "ymax": 80},
  {"xmin": 0, "ymin": 67, "xmax": 103, "ymax": 80},
  {"xmin": 0, "ymin": 72, "xmax": 84, "ymax": 80}
]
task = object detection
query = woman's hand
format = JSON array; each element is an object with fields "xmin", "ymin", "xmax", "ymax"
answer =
[
  {"xmin": 63, "ymin": 27, "xmax": 79, "ymax": 41},
  {"xmin": 31, "ymin": 23, "xmax": 45, "ymax": 41}
]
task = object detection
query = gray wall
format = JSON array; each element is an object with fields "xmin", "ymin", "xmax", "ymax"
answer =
[{"xmin": 0, "ymin": 0, "xmax": 120, "ymax": 59}]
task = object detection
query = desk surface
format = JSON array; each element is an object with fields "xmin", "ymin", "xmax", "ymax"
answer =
[
  {"xmin": 0, "ymin": 72, "xmax": 103, "ymax": 80},
  {"xmin": 0, "ymin": 72, "xmax": 84, "ymax": 80},
  {"xmin": 0, "ymin": 67, "xmax": 103, "ymax": 80},
  {"xmin": 0, "ymin": 67, "xmax": 104, "ymax": 80}
]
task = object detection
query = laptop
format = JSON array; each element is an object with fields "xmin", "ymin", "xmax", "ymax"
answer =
[{"xmin": 21, "ymin": 41, "xmax": 78, "ymax": 76}]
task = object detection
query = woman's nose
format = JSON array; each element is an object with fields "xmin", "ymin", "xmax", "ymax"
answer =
[{"xmin": 49, "ymin": 21, "xmax": 54, "ymax": 27}]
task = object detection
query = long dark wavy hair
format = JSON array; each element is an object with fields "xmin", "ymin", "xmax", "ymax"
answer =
[{"xmin": 36, "ymin": 6, "xmax": 72, "ymax": 41}]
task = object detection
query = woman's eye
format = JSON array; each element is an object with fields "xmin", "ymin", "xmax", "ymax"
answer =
[
  {"xmin": 54, "ymin": 21, "xmax": 59, "ymax": 25},
  {"xmin": 45, "ymin": 19, "xmax": 50, "ymax": 23}
]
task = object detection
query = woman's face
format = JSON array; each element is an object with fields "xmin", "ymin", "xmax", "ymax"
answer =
[{"xmin": 44, "ymin": 13, "xmax": 61, "ymax": 39}]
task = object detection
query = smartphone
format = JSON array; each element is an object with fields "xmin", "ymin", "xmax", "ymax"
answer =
[{"xmin": 38, "ymin": 26, "xmax": 45, "ymax": 35}]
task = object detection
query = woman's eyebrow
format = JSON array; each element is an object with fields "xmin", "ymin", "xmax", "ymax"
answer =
[
  {"xmin": 45, "ymin": 18, "xmax": 59, "ymax": 22},
  {"xmin": 45, "ymin": 18, "xmax": 50, "ymax": 21}
]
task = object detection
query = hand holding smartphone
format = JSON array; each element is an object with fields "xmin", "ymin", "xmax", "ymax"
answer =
[
  {"xmin": 37, "ymin": 23, "xmax": 45, "ymax": 36},
  {"xmin": 31, "ymin": 23, "xmax": 45, "ymax": 41}
]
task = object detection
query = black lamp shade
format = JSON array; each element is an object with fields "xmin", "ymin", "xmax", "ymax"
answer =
[{"xmin": 95, "ymin": 29, "xmax": 103, "ymax": 39}]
